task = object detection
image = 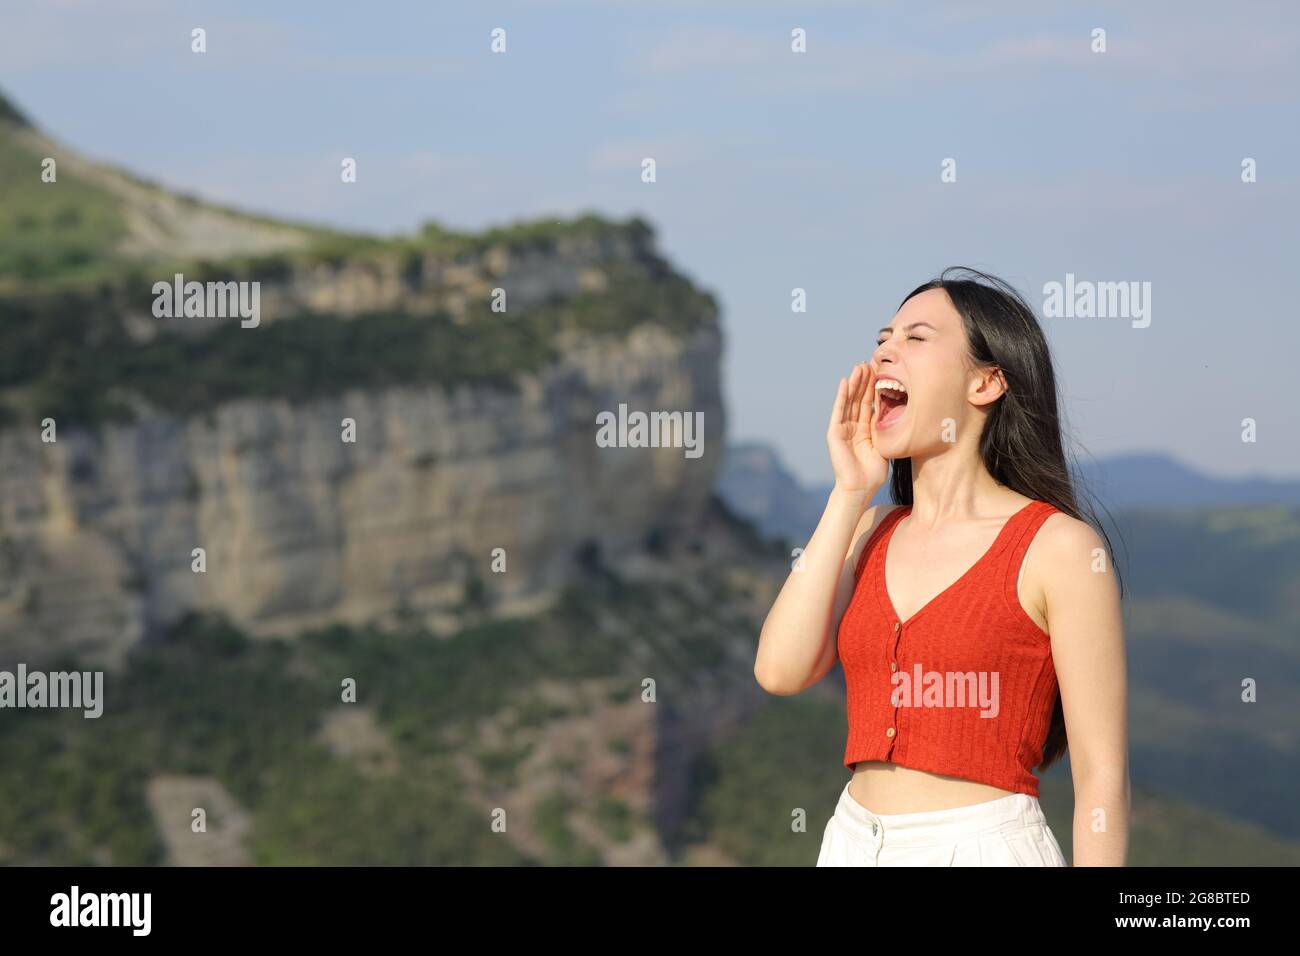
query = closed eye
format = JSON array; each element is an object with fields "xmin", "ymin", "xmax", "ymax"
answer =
[{"xmin": 875, "ymin": 335, "xmax": 925, "ymax": 345}]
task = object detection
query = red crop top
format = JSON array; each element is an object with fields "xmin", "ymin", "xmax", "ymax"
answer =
[{"xmin": 836, "ymin": 499, "xmax": 1061, "ymax": 796}]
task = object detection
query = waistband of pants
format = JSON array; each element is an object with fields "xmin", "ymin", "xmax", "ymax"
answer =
[{"xmin": 833, "ymin": 779, "xmax": 1047, "ymax": 846}]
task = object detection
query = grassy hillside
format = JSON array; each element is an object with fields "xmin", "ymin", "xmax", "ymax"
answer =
[
  {"xmin": 0, "ymin": 87, "xmax": 667, "ymax": 291},
  {"xmin": 0, "ymin": 97, "xmax": 128, "ymax": 283},
  {"xmin": 0, "ymin": 547, "xmax": 766, "ymax": 865},
  {"xmin": 0, "ymin": 88, "xmax": 338, "ymax": 289},
  {"xmin": 1110, "ymin": 508, "xmax": 1300, "ymax": 839}
]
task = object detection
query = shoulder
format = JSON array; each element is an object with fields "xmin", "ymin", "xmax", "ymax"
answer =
[
  {"xmin": 865, "ymin": 502, "xmax": 908, "ymax": 544},
  {"xmin": 1031, "ymin": 508, "xmax": 1108, "ymax": 564},
  {"xmin": 879, "ymin": 502, "xmax": 908, "ymax": 525},
  {"xmin": 847, "ymin": 502, "xmax": 906, "ymax": 573},
  {"xmin": 1024, "ymin": 507, "xmax": 1118, "ymax": 603},
  {"xmin": 854, "ymin": 501, "xmax": 907, "ymax": 542},
  {"xmin": 1018, "ymin": 506, "xmax": 1123, "ymax": 657}
]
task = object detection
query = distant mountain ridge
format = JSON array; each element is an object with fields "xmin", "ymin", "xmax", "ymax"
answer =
[
  {"xmin": 717, "ymin": 442, "xmax": 1300, "ymax": 547},
  {"xmin": 1074, "ymin": 452, "xmax": 1300, "ymax": 509}
]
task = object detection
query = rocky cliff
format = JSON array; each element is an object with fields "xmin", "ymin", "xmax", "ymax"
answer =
[{"xmin": 0, "ymin": 224, "xmax": 727, "ymax": 670}]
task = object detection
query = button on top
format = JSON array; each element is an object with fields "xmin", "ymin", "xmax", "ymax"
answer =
[
  {"xmin": 894, "ymin": 622, "xmax": 900, "ymax": 632},
  {"xmin": 886, "ymin": 727, "xmax": 896, "ymax": 738}
]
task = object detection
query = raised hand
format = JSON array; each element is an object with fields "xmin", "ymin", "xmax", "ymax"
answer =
[{"xmin": 826, "ymin": 362, "xmax": 889, "ymax": 495}]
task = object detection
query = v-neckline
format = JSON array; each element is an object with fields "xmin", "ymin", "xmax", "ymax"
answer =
[{"xmin": 878, "ymin": 500, "xmax": 1040, "ymax": 628}]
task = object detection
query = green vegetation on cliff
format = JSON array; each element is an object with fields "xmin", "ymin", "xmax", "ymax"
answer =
[
  {"xmin": 0, "ymin": 263, "xmax": 717, "ymax": 428},
  {"xmin": 0, "ymin": 114, "xmax": 128, "ymax": 283}
]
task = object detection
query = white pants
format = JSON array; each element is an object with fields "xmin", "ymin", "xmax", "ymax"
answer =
[{"xmin": 816, "ymin": 779, "xmax": 1068, "ymax": 866}]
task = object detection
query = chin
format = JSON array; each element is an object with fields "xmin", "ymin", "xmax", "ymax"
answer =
[{"xmin": 875, "ymin": 427, "xmax": 911, "ymax": 457}]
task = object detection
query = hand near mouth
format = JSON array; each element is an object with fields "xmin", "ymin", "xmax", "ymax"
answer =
[{"xmin": 827, "ymin": 362, "xmax": 889, "ymax": 496}]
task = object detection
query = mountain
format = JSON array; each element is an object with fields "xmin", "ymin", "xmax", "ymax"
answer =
[
  {"xmin": 0, "ymin": 87, "xmax": 802, "ymax": 867},
  {"xmin": 717, "ymin": 442, "xmax": 1300, "ymax": 546},
  {"xmin": 1074, "ymin": 452, "xmax": 1300, "ymax": 509},
  {"xmin": 0, "ymin": 89, "xmax": 729, "ymax": 670},
  {"xmin": 0, "ymin": 86, "xmax": 787, "ymax": 866},
  {"xmin": 715, "ymin": 442, "xmax": 839, "ymax": 553}
]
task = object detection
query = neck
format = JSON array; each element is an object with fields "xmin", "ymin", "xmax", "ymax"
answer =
[{"xmin": 905, "ymin": 445, "xmax": 1009, "ymax": 528}]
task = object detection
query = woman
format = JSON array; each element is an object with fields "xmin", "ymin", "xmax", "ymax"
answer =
[{"xmin": 754, "ymin": 267, "xmax": 1129, "ymax": 866}]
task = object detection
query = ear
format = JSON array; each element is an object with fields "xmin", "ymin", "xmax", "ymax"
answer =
[{"xmin": 969, "ymin": 366, "xmax": 1008, "ymax": 408}]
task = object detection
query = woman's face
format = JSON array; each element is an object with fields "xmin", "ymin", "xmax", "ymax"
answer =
[{"xmin": 869, "ymin": 288, "xmax": 1003, "ymax": 459}]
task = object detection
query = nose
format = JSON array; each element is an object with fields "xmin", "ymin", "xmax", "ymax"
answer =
[{"xmin": 872, "ymin": 340, "xmax": 899, "ymax": 375}]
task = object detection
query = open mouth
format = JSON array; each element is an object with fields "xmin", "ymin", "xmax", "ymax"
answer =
[{"xmin": 875, "ymin": 380, "xmax": 908, "ymax": 429}]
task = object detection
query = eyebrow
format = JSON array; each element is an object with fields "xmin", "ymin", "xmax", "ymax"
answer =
[{"xmin": 877, "ymin": 321, "xmax": 938, "ymax": 335}]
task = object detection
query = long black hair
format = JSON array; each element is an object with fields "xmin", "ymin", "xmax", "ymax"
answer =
[{"xmin": 888, "ymin": 266, "xmax": 1125, "ymax": 772}]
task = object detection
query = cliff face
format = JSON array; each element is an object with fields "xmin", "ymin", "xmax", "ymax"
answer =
[
  {"xmin": 0, "ymin": 242, "xmax": 726, "ymax": 670},
  {"xmin": 1, "ymin": 90, "xmax": 729, "ymax": 669}
]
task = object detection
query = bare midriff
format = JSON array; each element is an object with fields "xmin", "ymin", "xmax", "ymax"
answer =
[{"xmin": 848, "ymin": 761, "xmax": 1018, "ymax": 814}]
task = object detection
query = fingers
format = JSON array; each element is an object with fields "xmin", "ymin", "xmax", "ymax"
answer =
[
  {"xmin": 846, "ymin": 364, "xmax": 862, "ymax": 427},
  {"xmin": 832, "ymin": 363, "xmax": 873, "ymax": 435},
  {"xmin": 860, "ymin": 362, "xmax": 876, "ymax": 433},
  {"xmin": 829, "ymin": 375, "xmax": 847, "ymax": 432},
  {"xmin": 848, "ymin": 361, "xmax": 871, "ymax": 428}
]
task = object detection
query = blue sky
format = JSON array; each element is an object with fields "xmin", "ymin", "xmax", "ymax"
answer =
[{"xmin": 3, "ymin": 0, "xmax": 1298, "ymax": 485}]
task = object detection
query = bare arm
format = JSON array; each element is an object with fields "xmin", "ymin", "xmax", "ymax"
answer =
[
  {"xmin": 1033, "ymin": 514, "xmax": 1130, "ymax": 865},
  {"xmin": 754, "ymin": 488, "xmax": 891, "ymax": 695},
  {"xmin": 754, "ymin": 361, "xmax": 890, "ymax": 696}
]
